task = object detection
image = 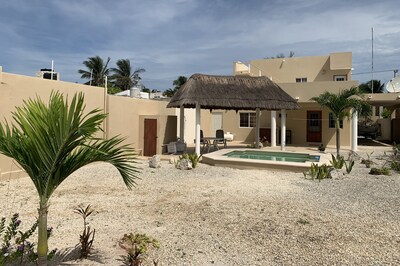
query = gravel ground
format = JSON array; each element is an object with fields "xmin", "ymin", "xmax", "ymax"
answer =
[{"xmin": 1, "ymin": 149, "xmax": 399, "ymax": 265}]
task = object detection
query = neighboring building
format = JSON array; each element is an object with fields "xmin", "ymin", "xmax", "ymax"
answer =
[
  {"xmin": 234, "ymin": 52, "xmax": 352, "ymax": 83},
  {"xmin": 115, "ymin": 89, "xmax": 168, "ymax": 100},
  {"xmin": 115, "ymin": 88, "xmax": 150, "ymax": 99},
  {"xmin": 0, "ymin": 66, "xmax": 195, "ymax": 179},
  {"xmin": 198, "ymin": 52, "xmax": 400, "ymax": 148},
  {"xmin": 36, "ymin": 68, "xmax": 60, "ymax": 81}
]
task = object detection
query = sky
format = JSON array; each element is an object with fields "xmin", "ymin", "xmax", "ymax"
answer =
[{"xmin": 1, "ymin": 0, "xmax": 399, "ymax": 91}]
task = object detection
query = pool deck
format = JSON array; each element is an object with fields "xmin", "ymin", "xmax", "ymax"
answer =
[
  {"xmin": 201, "ymin": 146, "xmax": 331, "ymax": 172},
  {"xmin": 158, "ymin": 140, "xmax": 393, "ymax": 172}
]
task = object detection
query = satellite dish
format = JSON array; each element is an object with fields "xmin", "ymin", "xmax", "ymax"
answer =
[{"xmin": 386, "ymin": 76, "xmax": 400, "ymax": 93}]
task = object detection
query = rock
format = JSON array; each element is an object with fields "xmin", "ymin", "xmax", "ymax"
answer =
[
  {"xmin": 149, "ymin": 155, "xmax": 161, "ymax": 168},
  {"xmin": 331, "ymin": 169, "xmax": 345, "ymax": 179},
  {"xmin": 169, "ymin": 157, "xmax": 176, "ymax": 164},
  {"xmin": 176, "ymin": 159, "xmax": 193, "ymax": 170}
]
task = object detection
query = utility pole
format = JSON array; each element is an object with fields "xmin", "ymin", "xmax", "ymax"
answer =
[{"xmin": 371, "ymin": 27, "xmax": 374, "ymax": 94}]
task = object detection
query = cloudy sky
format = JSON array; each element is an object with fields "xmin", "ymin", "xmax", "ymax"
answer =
[{"xmin": 1, "ymin": 0, "xmax": 399, "ymax": 91}]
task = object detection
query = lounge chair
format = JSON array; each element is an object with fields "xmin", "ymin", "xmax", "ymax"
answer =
[{"xmin": 215, "ymin": 129, "xmax": 227, "ymax": 148}]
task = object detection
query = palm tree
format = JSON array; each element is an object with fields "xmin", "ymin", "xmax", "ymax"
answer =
[
  {"xmin": 163, "ymin": 76, "xmax": 187, "ymax": 97},
  {"xmin": 359, "ymin": 79, "xmax": 384, "ymax": 93},
  {"xmin": 110, "ymin": 59, "xmax": 145, "ymax": 91},
  {"xmin": 311, "ymin": 87, "xmax": 371, "ymax": 157},
  {"xmin": 0, "ymin": 92, "xmax": 139, "ymax": 265},
  {"xmin": 78, "ymin": 56, "xmax": 110, "ymax": 86}
]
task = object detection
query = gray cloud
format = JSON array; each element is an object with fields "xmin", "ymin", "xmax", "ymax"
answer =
[{"xmin": 1, "ymin": 0, "xmax": 399, "ymax": 90}]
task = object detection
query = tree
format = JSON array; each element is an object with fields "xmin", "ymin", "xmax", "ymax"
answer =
[
  {"xmin": 163, "ymin": 76, "xmax": 187, "ymax": 97},
  {"xmin": 311, "ymin": 87, "xmax": 371, "ymax": 157},
  {"xmin": 359, "ymin": 79, "xmax": 384, "ymax": 93},
  {"xmin": 78, "ymin": 56, "xmax": 110, "ymax": 87},
  {"xmin": 0, "ymin": 92, "xmax": 139, "ymax": 265},
  {"xmin": 110, "ymin": 59, "xmax": 145, "ymax": 91},
  {"xmin": 265, "ymin": 51, "xmax": 295, "ymax": 59}
]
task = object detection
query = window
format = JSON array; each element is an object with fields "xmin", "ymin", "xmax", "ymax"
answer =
[
  {"xmin": 296, "ymin": 77, "xmax": 307, "ymax": 83},
  {"xmin": 329, "ymin": 113, "xmax": 343, "ymax": 128},
  {"xmin": 240, "ymin": 112, "xmax": 256, "ymax": 127},
  {"xmin": 334, "ymin": 75, "xmax": 347, "ymax": 81}
]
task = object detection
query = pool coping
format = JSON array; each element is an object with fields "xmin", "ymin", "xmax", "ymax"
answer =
[{"xmin": 201, "ymin": 147, "xmax": 331, "ymax": 172}]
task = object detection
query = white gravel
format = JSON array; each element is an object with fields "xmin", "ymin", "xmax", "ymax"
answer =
[{"xmin": 1, "ymin": 149, "xmax": 399, "ymax": 265}]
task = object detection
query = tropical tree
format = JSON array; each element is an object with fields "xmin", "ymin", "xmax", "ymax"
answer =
[
  {"xmin": 163, "ymin": 76, "xmax": 187, "ymax": 97},
  {"xmin": 265, "ymin": 51, "xmax": 295, "ymax": 59},
  {"xmin": 110, "ymin": 59, "xmax": 145, "ymax": 91},
  {"xmin": 0, "ymin": 92, "xmax": 139, "ymax": 265},
  {"xmin": 311, "ymin": 87, "xmax": 371, "ymax": 157},
  {"xmin": 78, "ymin": 56, "xmax": 110, "ymax": 86},
  {"xmin": 359, "ymin": 79, "xmax": 384, "ymax": 93}
]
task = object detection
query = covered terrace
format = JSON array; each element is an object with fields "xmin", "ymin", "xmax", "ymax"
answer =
[{"xmin": 167, "ymin": 74, "xmax": 300, "ymax": 155}]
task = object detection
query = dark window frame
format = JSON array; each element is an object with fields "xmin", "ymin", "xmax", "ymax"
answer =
[{"xmin": 239, "ymin": 112, "xmax": 256, "ymax": 128}]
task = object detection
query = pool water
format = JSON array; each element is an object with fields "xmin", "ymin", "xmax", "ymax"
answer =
[{"xmin": 224, "ymin": 150, "xmax": 320, "ymax": 163}]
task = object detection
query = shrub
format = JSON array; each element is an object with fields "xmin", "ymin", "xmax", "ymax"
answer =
[
  {"xmin": 303, "ymin": 163, "xmax": 333, "ymax": 181},
  {"xmin": 178, "ymin": 152, "xmax": 202, "ymax": 168},
  {"xmin": 0, "ymin": 213, "xmax": 56, "ymax": 265},
  {"xmin": 330, "ymin": 154, "xmax": 345, "ymax": 169},
  {"xmin": 369, "ymin": 167, "xmax": 390, "ymax": 176},
  {"xmin": 361, "ymin": 151, "xmax": 374, "ymax": 168},
  {"xmin": 344, "ymin": 159, "xmax": 355, "ymax": 174},
  {"xmin": 390, "ymin": 161, "xmax": 400, "ymax": 172},
  {"xmin": 119, "ymin": 232, "xmax": 160, "ymax": 266},
  {"xmin": 318, "ymin": 144, "xmax": 325, "ymax": 152},
  {"xmin": 74, "ymin": 204, "xmax": 95, "ymax": 259}
]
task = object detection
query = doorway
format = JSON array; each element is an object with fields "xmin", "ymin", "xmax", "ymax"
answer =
[
  {"xmin": 307, "ymin": 111, "xmax": 322, "ymax": 142},
  {"xmin": 212, "ymin": 112, "xmax": 223, "ymax": 134},
  {"xmin": 144, "ymin": 119, "xmax": 157, "ymax": 156}
]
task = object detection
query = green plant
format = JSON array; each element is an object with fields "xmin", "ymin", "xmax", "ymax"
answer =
[
  {"xmin": 0, "ymin": 92, "xmax": 140, "ymax": 265},
  {"xmin": 0, "ymin": 213, "xmax": 56, "ymax": 265},
  {"xmin": 369, "ymin": 167, "xmax": 390, "ymax": 176},
  {"xmin": 119, "ymin": 232, "xmax": 160, "ymax": 266},
  {"xmin": 74, "ymin": 204, "xmax": 95, "ymax": 259},
  {"xmin": 361, "ymin": 151, "xmax": 374, "ymax": 168},
  {"xmin": 318, "ymin": 143, "xmax": 325, "ymax": 152},
  {"xmin": 297, "ymin": 218, "xmax": 310, "ymax": 225},
  {"xmin": 311, "ymin": 87, "xmax": 372, "ymax": 157},
  {"xmin": 390, "ymin": 161, "xmax": 400, "ymax": 172},
  {"xmin": 178, "ymin": 152, "xmax": 202, "ymax": 168},
  {"xmin": 381, "ymin": 107, "xmax": 392, "ymax": 119},
  {"xmin": 330, "ymin": 154, "xmax": 345, "ymax": 169},
  {"xmin": 344, "ymin": 159, "xmax": 355, "ymax": 174},
  {"xmin": 303, "ymin": 163, "xmax": 333, "ymax": 181}
]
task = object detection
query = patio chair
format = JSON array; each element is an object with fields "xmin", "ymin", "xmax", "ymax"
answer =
[
  {"xmin": 215, "ymin": 129, "xmax": 227, "ymax": 148},
  {"xmin": 199, "ymin": 130, "xmax": 206, "ymax": 151}
]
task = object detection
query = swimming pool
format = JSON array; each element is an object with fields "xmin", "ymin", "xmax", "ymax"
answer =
[
  {"xmin": 201, "ymin": 148, "xmax": 326, "ymax": 171},
  {"xmin": 224, "ymin": 150, "xmax": 320, "ymax": 163}
]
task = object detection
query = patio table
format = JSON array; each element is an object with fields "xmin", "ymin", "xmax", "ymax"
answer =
[{"xmin": 202, "ymin": 137, "xmax": 226, "ymax": 153}]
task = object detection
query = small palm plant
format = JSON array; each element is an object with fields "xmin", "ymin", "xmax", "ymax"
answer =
[
  {"xmin": 311, "ymin": 87, "xmax": 371, "ymax": 157},
  {"xmin": 0, "ymin": 91, "xmax": 140, "ymax": 265}
]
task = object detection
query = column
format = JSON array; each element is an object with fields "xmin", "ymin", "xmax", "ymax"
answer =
[
  {"xmin": 271, "ymin": 111, "xmax": 276, "ymax": 147},
  {"xmin": 195, "ymin": 103, "xmax": 201, "ymax": 156},
  {"xmin": 179, "ymin": 106, "xmax": 185, "ymax": 143},
  {"xmin": 351, "ymin": 109, "xmax": 358, "ymax": 152},
  {"xmin": 255, "ymin": 108, "xmax": 260, "ymax": 148},
  {"xmin": 281, "ymin": 109, "xmax": 286, "ymax": 151}
]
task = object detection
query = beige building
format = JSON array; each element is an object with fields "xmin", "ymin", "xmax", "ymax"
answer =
[
  {"xmin": 199, "ymin": 52, "xmax": 400, "ymax": 149},
  {"xmin": 0, "ymin": 67, "xmax": 194, "ymax": 179},
  {"xmin": 1, "ymin": 52, "xmax": 399, "ymax": 177}
]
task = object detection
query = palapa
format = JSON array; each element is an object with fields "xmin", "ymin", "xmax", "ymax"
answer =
[{"xmin": 167, "ymin": 74, "xmax": 300, "ymax": 111}]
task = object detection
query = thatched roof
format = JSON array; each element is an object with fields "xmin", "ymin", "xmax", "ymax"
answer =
[{"xmin": 167, "ymin": 74, "xmax": 300, "ymax": 110}]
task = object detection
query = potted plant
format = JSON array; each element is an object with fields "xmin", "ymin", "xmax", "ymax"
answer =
[{"xmin": 318, "ymin": 143, "xmax": 326, "ymax": 153}]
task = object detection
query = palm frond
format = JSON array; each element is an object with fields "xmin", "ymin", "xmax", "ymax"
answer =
[{"xmin": 0, "ymin": 91, "xmax": 139, "ymax": 199}]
